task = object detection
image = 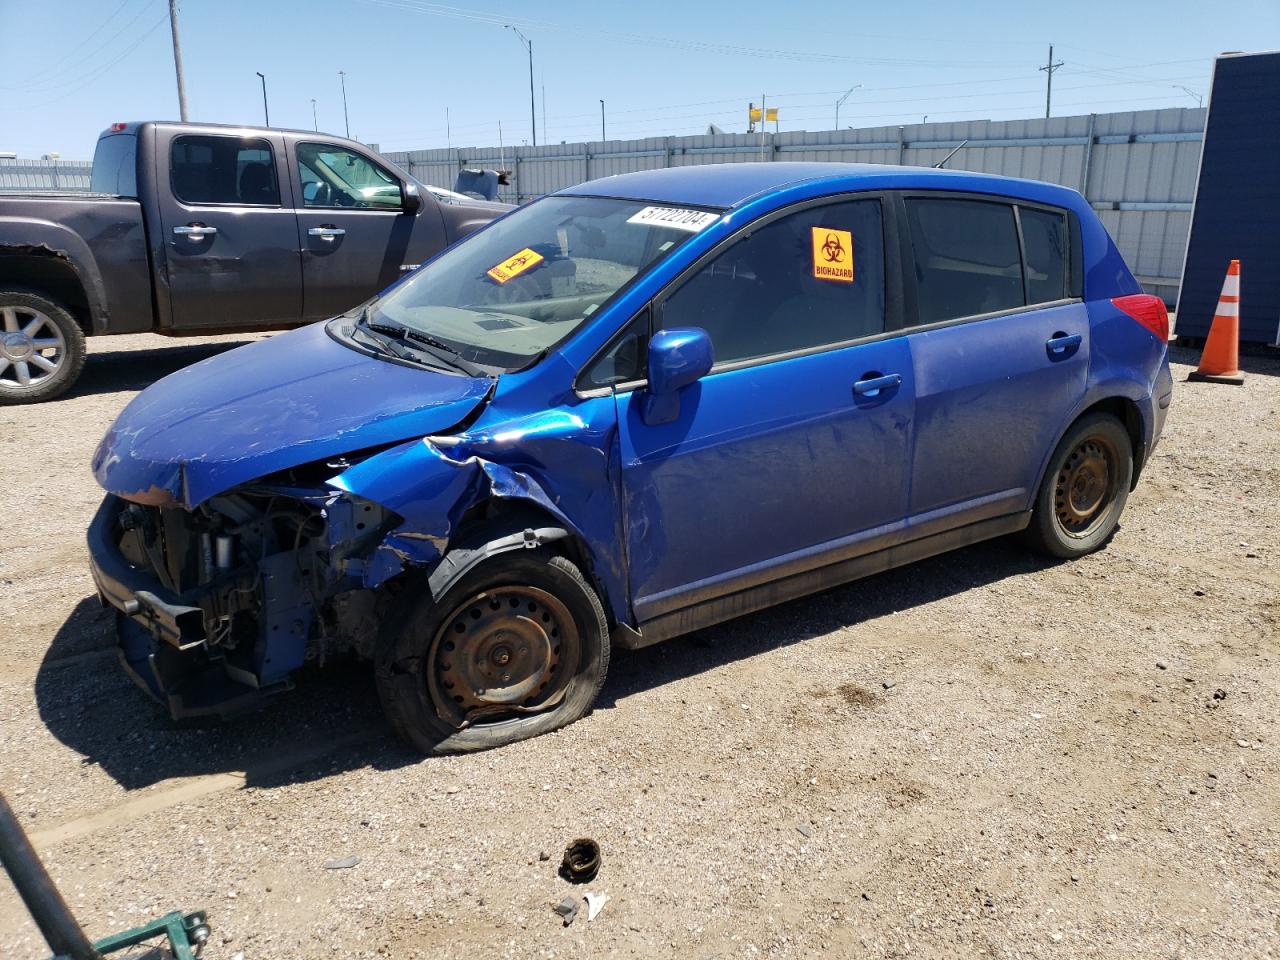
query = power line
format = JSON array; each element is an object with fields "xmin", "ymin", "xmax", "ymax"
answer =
[
  {"xmin": 376, "ymin": 69, "xmax": 1209, "ymax": 147},
  {"xmin": 1, "ymin": 0, "xmax": 163, "ymax": 92},
  {"xmin": 23, "ymin": 14, "xmax": 170, "ymax": 109},
  {"xmin": 359, "ymin": 0, "xmax": 1023, "ymax": 69}
]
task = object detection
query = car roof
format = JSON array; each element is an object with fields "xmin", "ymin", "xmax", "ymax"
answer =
[{"xmin": 561, "ymin": 161, "xmax": 1083, "ymax": 211}]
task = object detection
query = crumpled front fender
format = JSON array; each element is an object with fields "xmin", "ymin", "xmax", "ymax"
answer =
[{"xmin": 329, "ymin": 434, "xmax": 578, "ymax": 589}]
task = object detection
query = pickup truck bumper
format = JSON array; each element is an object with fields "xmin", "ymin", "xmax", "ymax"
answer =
[{"xmin": 87, "ymin": 496, "xmax": 289, "ymax": 719}]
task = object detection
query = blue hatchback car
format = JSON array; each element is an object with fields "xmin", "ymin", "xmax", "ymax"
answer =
[{"xmin": 89, "ymin": 162, "xmax": 1173, "ymax": 753}]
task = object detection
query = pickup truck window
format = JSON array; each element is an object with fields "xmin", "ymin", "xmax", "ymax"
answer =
[
  {"xmin": 90, "ymin": 134, "xmax": 137, "ymax": 197},
  {"xmin": 297, "ymin": 142, "xmax": 401, "ymax": 209},
  {"xmin": 170, "ymin": 135, "xmax": 280, "ymax": 207}
]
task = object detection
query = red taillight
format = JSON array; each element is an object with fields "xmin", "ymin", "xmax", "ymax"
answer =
[
  {"xmin": 110, "ymin": 122, "xmax": 128, "ymax": 132},
  {"xmin": 1112, "ymin": 293, "xmax": 1169, "ymax": 342}
]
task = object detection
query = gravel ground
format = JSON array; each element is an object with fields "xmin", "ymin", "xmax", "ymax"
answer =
[{"xmin": 1, "ymin": 333, "xmax": 1278, "ymax": 959}]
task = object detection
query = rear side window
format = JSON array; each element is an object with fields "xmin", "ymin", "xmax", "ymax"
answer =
[
  {"xmin": 90, "ymin": 134, "xmax": 137, "ymax": 197},
  {"xmin": 661, "ymin": 199, "xmax": 885, "ymax": 366},
  {"xmin": 906, "ymin": 198, "xmax": 1023, "ymax": 324},
  {"xmin": 1019, "ymin": 207, "xmax": 1069, "ymax": 304},
  {"xmin": 170, "ymin": 135, "xmax": 279, "ymax": 206}
]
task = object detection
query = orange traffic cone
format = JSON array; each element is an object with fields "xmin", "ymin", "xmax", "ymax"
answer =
[{"xmin": 1188, "ymin": 259, "xmax": 1245, "ymax": 384}]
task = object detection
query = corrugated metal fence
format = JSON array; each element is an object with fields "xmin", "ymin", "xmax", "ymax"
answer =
[
  {"xmin": 386, "ymin": 107, "xmax": 1206, "ymax": 303},
  {"xmin": 0, "ymin": 157, "xmax": 93, "ymax": 191}
]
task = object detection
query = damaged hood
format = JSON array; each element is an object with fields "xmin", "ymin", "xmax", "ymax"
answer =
[{"xmin": 92, "ymin": 322, "xmax": 492, "ymax": 508}]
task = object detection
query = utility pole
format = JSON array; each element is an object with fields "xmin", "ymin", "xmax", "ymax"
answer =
[
  {"xmin": 167, "ymin": 0, "xmax": 189, "ymax": 121},
  {"xmin": 255, "ymin": 72, "xmax": 269, "ymax": 127},
  {"xmin": 505, "ymin": 26, "xmax": 536, "ymax": 146},
  {"xmin": 542, "ymin": 83, "xmax": 547, "ymax": 143},
  {"xmin": 446, "ymin": 107, "xmax": 451, "ymax": 150},
  {"xmin": 599, "ymin": 99, "xmax": 606, "ymax": 140},
  {"xmin": 1039, "ymin": 45, "xmax": 1064, "ymax": 119},
  {"xmin": 338, "ymin": 71, "xmax": 350, "ymax": 138},
  {"xmin": 311, "ymin": 98, "xmax": 318, "ymax": 131},
  {"xmin": 835, "ymin": 84, "xmax": 861, "ymax": 130}
]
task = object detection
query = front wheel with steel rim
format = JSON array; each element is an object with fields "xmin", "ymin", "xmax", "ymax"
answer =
[
  {"xmin": 1022, "ymin": 412, "xmax": 1133, "ymax": 559},
  {"xmin": 0, "ymin": 289, "xmax": 86, "ymax": 405},
  {"xmin": 375, "ymin": 553, "xmax": 610, "ymax": 755}
]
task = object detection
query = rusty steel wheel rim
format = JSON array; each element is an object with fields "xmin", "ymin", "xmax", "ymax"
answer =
[
  {"xmin": 427, "ymin": 585, "xmax": 579, "ymax": 728},
  {"xmin": 1054, "ymin": 435, "xmax": 1118, "ymax": 537}
]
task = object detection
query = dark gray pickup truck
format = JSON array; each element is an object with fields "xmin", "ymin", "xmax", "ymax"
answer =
[{"xmin": 0, "ymin": 121, "xmax": 508, "ymax": 404}]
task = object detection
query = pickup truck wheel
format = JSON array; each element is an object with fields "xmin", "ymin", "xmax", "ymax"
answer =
[
  {"xmin": 0, "ymin": 289, "xmax": 86, "ymax": 405},
  {"xmin": 375, "ymin": 554, "xmax": 610, "ymax": 755},
  {"xmin": 1022, "ymin": 412, "xmax": 1132, "ymax": 559}
]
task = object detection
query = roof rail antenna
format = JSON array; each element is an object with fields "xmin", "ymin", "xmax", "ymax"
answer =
[{"xmin": 933, "ymin": 139, "xmax": 969, "ymax": 169}]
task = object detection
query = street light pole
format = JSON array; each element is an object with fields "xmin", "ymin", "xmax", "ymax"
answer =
[
  {"xmin": 600, "ymin": 99, "xmax": 605, "ymax": 140},
  {"xmin": 255, "ymin": 72, "xmax": 269, "ymax": 127},
  {"xmin": 338, "ymin": 70, "xmax": 350, "ymax": 138},
  {"xmin": 311, "ymin": 98, "xmax": 318, "ymax": 131},
  {"xmin": 1173, "ymin": 85, "xmax": 1204, "ymax": 107},
  {"xmin": 835, "ymin": 83, "xmax": 862, "ymax": 130},
  {"xmin": 505, "ymin": 25, "xmax": 537, "ymax": 146}
]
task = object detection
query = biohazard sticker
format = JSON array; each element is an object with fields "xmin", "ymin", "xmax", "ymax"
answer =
[
  {"xmin": 811, "ymin": 227, "xmax": 854, "ymax": 283},
  {"xmin": 487, "ymin": 248, "xmax": 545, "ymax": 284},
  {"xmin": 626, "ymin": 206, "xmax": 720, "ymax": 232}
]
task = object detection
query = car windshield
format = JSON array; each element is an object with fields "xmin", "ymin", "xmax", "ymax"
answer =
[{"xmin": 368, "ymin": 196, "xmax": 721, "ymax": 369}]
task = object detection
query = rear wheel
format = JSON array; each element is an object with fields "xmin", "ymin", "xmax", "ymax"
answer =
[
  {"xmin": 0, "ymin": 289, "xmax": 86, "ymax": 405},
  {"xmin": 1022, "ymin": 412, "xmax": 1133, "ymax": 559},
  {"xmin": 375, "ymin": 553, "xmax": 610, "ymax": 755}
]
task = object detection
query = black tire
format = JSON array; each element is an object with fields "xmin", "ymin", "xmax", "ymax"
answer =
[
  {"xmin": 0, "ymin": 288, "xmax": 87, "ymax": 405},
  {"xmin": 1022, "ymin": 412, "xmax": 1133, "ymax": 559},
  {"xmin": 375, "ymin": 553, "xmax": 610, "ymax": 755}
]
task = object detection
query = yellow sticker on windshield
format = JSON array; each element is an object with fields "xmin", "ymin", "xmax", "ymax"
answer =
[
  {"xmin": 811, "ymin": 227, "xmax": 854, "ymax": 283},
  {"xmin": 487, "ymin": 248, "xmax": 544, "ymax": 284}
]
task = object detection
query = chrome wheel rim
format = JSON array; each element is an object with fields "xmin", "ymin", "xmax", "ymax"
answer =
[
  {"xmin": 1054, "ymin": 436, "xmax": 1117, "ymax": 537},
  {"xmin": 0, "ymin": 306, "xmax": 65, "ymax": 391},
  {"xmin": 427, "ymin": 585, "xmax": 579, "ymax": 728}
]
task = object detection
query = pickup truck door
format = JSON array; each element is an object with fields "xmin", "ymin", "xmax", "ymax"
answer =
[
  {"xmin": 291, "ymin": 141, "xmax": 447, "ymax": 321},
  {"xmin": 155, "ymin": 129, "xmax": 302, "ymax": 330}
]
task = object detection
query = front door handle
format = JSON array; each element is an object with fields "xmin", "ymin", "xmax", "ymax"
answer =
[
  {"xmin": 853, "ymin": 372, "xmax": 902, "ymax": 398},
  {"xmin": 173, "ymin": 223, "xmax": 217, "ymax": 241},
  {"xmin": 308, "ymin": 225, "xmax": 346, "ymax": 241},
  {"xmin": 1046, "ymin": 332, "xmax": 1082, "ymax": 356}
]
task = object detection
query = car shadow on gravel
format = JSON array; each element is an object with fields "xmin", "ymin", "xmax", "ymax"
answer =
[
  {"xmin": 596, "ymin": 535, "xmax": 1059, "ymax": 710},
  {"xmin": 34, "ymin": 597, "xmax": 415, "ymax": 792},
  {"xmin": 74, "ymin": 340, "xmax": 259, "ymax": 397},
  {"xmin": 35, "ymin": 536, "xmax": 1056, "ymax": 791}
]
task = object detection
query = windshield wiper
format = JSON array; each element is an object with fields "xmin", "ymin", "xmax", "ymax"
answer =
[
  {"xmin": 357, "ymin": 309, "xmax": 487, "ymax": 378},
  {"xmin": 352, "ymin": 310, "xmax": 451, "ymax": 371}
]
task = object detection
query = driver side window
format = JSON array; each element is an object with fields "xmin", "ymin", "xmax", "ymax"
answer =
[{"xmin": 296, "ymin": 142, "xmax": 402, "ymax": 209}]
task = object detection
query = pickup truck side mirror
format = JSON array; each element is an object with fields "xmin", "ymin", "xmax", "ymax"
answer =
[
  {"xmin": 402, "ymin": 182, "xmax": 422, "ymax": 212},
  {"xmin": 642, "ymin": 327, "xmax": 714, "ymax": 425}
]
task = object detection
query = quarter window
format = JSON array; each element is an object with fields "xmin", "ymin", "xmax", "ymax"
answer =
[
  {"xmin": 661, "ymin": 199, "xmax": 885, "ymax": 366},
  {"xmin": 170, "ymin": 135, "xmax": 279, "ymax": 206},
  {"xmin": 905, "ymin": 198, "xmax": 1024, "ymax": 325},
  {"xmin": 583, "ymin": 310, "xmax": 650, "ymax": 389},
  {"xmin": 1019, "ymin": 207, "xmax": 1069, "ymax": 304},
  {"xmin": 297, "ymin": 143, "xmax": 401, "ymax": 209}
]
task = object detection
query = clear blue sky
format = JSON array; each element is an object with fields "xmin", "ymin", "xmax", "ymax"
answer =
[{"xmin": 2, "ymin": 0, "xmax": 1277, "ymax": 160}]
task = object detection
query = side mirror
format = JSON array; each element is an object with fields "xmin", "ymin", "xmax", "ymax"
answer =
[
  {"xmin": 402, "ymin": 182, "xmax": 422, "ymax": 212},
  {"xmin": 643, "ymin": 327, "xmax": 714, "ymax": 425}
]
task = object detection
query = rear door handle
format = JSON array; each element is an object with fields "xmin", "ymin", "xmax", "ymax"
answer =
[
  {"xmin": 853, "ymin": 372, "xmax": 902, "ymax": 398},
  {"xmin": 173, "ymin": 224, "xmax": 217, "ymax": 241},
  {"xmin": 308, "ymin": 226, "xmax": 346, "ymax": 241},
  {"xmin": 1046, "ymin": 333, "xmax": 1082, "ymax": 355}
]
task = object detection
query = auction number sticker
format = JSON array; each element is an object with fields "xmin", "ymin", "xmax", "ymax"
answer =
[
  {"xmin": 811, "ymin": 227, "xmax": 855, "ymax": 283},
  {"xmin": 487, "ymin": 248, "xmax": 545, "ymax": 284},
  {"xmin": 627, "ymin": 206, "xmax": 720, "ymax": 232}
]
